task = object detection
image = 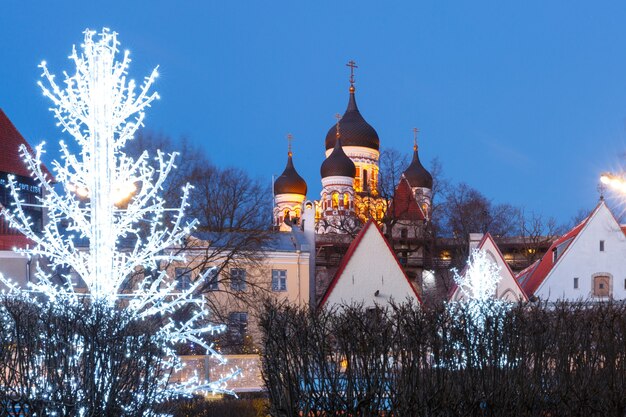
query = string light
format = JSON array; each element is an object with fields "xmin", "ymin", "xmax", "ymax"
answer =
[{"xmin": 0, "ymin": 28, "xmax": 239, "ymax": 407}]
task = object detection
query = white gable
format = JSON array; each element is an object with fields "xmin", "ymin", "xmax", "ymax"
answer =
[
  {"xmin": 451, "ymin": 234, "xmax": 527, "ymax": 302},
  {"xmin": 535, "ymin": 202, "xmax": 626, "ymax": 301},
  {"xmin": 322, "ymin": 223, "xmax": 420, "ymax": 308}
]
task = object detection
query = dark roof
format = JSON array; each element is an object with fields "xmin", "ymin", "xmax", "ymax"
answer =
[
  {"xmin": 320, "ymin": 136, "xmax": 356, "ymax": 179},
  {"xmin": 403, "ymin": 146, "xmax": 432, "ymax": 189},
  {"xmin": 324, "ymin": 87, "xmax": 380, "ymax": 151},
  {"xmin": 0, "ymin": 109, "xmax": 53, "ymax": 180},
  {"xmin": 274, "ymin": 153, "xmax": 307, "ymax": 196}
]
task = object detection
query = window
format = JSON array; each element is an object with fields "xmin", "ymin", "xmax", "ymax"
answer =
[
  {"xmin": 332, "ymin": 192, "xmax": 339, "ymax": 209},
  {"xmin": 230, "ymin": 268, "xmax": 246, "ymax": 292},
  {"xmin": 600, "ymin": 240, "xmax": 605, "ymax": 252},
  {"xmin": 228, "ymin": 312, "xmax": 248, "ymax": 347},
  {"xmin": 573, "ymin": 277, "xmax": 579, "ymax": 289},
  {"xmin": 175, "ymin": 268, "xmax": 192, "ymax": 291},
  {"xmin": 593, "ymin": 275, "xmax": 610, "ymax": 297},
  {"xmin": 343, "ymin": 193, "xmax": 349, "ymax": 208},
  {"xmin": 272, "ymin": 269, "xmax": 287, "ymax": 292},
  {"xmin": 624, "ymin": 278, "xmax": 626, "ymax": 290},
  {"xmin": 204, "ymin": 268, "xmax": 218, "ymax": 291},
  {"xmin": 400, "ymin": 228, "xmax": 408, "ymax": 239}
]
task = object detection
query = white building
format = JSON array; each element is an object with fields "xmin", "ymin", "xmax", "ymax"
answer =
[
  {"xmin": 517, "ymin": 200, "xmax": 626, "ymax": 301},
  {"xmin": 319, "ymin": 220, "xmax": 422, "ymax": 309},
  {"xmin": 450, "ymin": 233, "xmax": 527, "ymax": 302}
]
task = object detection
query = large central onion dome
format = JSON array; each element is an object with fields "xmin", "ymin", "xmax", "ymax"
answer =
[
  {"xmin": 403, "ymin": 145, "xmax": 433, "ymax": 189},
  {"xmin": 321, "ymin": 135, "xmax": 356, "ymax": 178},
  {"xmin": 274, "ymin": 153, "xmax": 307, "ymax": 195},
  {"xmin": 324, "ymin": 86, "xmax": 380, "ymax": 151}
]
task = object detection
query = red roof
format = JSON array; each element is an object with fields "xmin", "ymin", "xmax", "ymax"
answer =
[
  {"xmin": 318, "ymin": 220, "xmax": 422, "ymax": 308},
  {"xmin": 0, "ymin": 109, "xmax": 52, "ymax": 179},
  {"xmin": 516, "ymin": 204, "xmax": 599, "ymax": 296},
  {"xmin": 388, "ymin": 178, "xmax": 426, "ymax": 221},
  {"xmin": 448, "ymin": 232, "xmax": 528, "ymax": 301}
]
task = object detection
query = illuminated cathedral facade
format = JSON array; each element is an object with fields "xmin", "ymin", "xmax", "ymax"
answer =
[{"xmin": 272, "ymin": 62, "xmax": 433, "ymax": 238}]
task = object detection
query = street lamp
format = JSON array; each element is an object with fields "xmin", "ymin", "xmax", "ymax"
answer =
[{"xmin": 600, "ymin": 172, "xmax": 626, "ymax": 193}]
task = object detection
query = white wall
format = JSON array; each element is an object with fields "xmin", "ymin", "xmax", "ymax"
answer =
[
  {"xmin": 323, "ymin": 224, "xmax": 419, "ymax": 308},
  {"xmin": 536, "ymin": 203, "xmax": 626, "ymax": 301}
]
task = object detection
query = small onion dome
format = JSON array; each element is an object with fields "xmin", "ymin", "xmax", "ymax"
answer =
[
  {"xmin": 321, "ymin": 136, "xmax": 356, "ymax": 178},
  {"xmin": 403, "ymin": 145, "xmax": 433, "ymax": 189},
  {"xmin": 274, "ymin": 153, "xmax": 307, "ymax": 195},
  {"xmin": 324, "ymin": 86, "xmax": 380, "ymax": 151}
]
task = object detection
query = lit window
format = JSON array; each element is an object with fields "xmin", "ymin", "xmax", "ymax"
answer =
[
  {"xmin": 204, "ymin": 268, "xmax": 218, "ymax": 291},
  {"xmin": 271, "ymin": 269, "xmax": 287, "ymax": 292},
  {"xmin": 343, "ymin": 193, "xmax": 349, "ymax": 208},
  {"xmin": 332, "ymin": 192, "xmax": 339, "ymax": 209},
  {"xmin": 175, "ymin": 267, "xmax": 192, "ymax": 291},
  {"xmin": 230, "ymin": 268, "xmax": 246, "ymax": 292},
  {"xmin": 573, "ymin": 277, "xmax": 579, "ymax": 289},
  {"xmin": 600, "ymin": 240, "xmax": 605, "ymax": 252}
]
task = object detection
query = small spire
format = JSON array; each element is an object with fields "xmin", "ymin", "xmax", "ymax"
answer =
[
  {"xmin": 286, "ymin": 133, "xmax": 293, "ymax": 157},
  {"xmin": 335, "ymin": 113, "xmax": 341, "ymax": 138},
  {"xmin": 413, "ymin": 127, "xmax": 420, "ymax": 152},
  {"xmin": 346, "ymin": 60, "xmax": 358, "ymax": 93}
]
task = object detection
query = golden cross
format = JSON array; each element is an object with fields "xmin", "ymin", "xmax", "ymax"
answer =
[
  {"xmin": 335, "ymin": 113, "xmax": 342, "ymax": 137},
  {"xmin": 286, "ymin": 133, "xmax": 293, "ymax": 156},
  {"xmin": 346, "ymin": 60, "xmax": 358, "ymax": 85},
  {"xmin": 413, "ymin": 127, "xmax": 420, "ymax": 151}
]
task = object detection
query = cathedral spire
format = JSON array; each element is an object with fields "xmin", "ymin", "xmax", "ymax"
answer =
[{"xmin": 413, "ymin": 127, "xmax": 419, "ymax": 152}]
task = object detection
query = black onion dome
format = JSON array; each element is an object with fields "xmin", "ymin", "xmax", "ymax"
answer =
[
  {"xmin": 403, "ymin": 147, "xmax": 433, "ymax": 189},
  {"xmin": 274, "ymin": 154, "xmax": 307, "ymax": 195},
  {"xmin": 325, "ymin": 87, "xmax": 380, "ymax": 151},
  {"xmin": 321, "ymin": 136, "xmax": 356, "ymax": 178}
]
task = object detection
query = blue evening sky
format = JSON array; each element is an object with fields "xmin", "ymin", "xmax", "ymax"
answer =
[{"xmin": 2, "ymin": 1, "xmax": 626, "ymax": 225}]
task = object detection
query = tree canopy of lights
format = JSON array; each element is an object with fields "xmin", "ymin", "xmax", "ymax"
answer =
[
  {"xmin": 453, "ymin": 248, "xmax": 502, "ymax": 302},
  {"xmin": 0, "ymin": 28, "xmax": 238, "ymax": 409}
]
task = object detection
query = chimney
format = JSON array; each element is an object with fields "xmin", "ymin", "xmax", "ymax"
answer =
[{"xmin": 469, "ymin": 233, "xmax": 484, "ymax": 251}]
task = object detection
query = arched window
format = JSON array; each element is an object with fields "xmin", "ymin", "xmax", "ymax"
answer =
[
  {"xmin": 284, "ymin": 209, "xmax": 290, "ymax": 220},
  {"xmin": 332, "ymin": 192, "xmax": 339, "ymax": 209},
  {"xmin": 363, "ymin": 169, "xmax": 369, "ymax": 191},
  {"xmin": 343, "ymin": 193, "xmax": 349, "ymax": 208},
  {"xmin": 294, "ymin": 208, "xmax": 301, "ymax": 218}
]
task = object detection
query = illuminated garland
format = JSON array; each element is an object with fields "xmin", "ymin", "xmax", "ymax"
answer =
[{"xmin": 0, "ymin": 28, "xmax": 239, "ymax": 409}]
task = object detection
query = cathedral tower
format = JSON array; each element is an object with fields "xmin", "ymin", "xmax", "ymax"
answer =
[
  {"xmin": 401, "ymin": 129, "xmax": 433, "ymax": 220},
  {"xmin": 316, "ymin": 120, "xmax": 357, "ymax": 234},
  {"xmin": 273, "ymin": 135, "xmax": 308, "ymax": 231}
]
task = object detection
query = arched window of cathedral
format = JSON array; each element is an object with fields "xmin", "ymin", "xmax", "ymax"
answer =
[
  {"xmin": 295, "ymin": 208, "xmax": 301, "ymax": 218},
  {"xmin": 363, "ymin": 169, "xmax": 369, "ymax": 192},
  {"xmin": 343, "ymin": 193, "xmax": 349, "ymax": 208},
  {"xmin": 332, "ymin": 192, "xmax": 339, "ymax": 209},
  {"xmin": 354, "ymin": 167, "xmax": 362, "ymax": 192},
  {"xmin": 284, "ymin": 209, "xmax": 290, "ymax": 220}
]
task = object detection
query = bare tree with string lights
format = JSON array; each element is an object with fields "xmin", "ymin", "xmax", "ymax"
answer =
[{"xmin": 0, "ymin": 28, "xmax": 238, "ymax": 415}]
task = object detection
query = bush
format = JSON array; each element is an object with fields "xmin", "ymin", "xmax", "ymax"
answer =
[{"xmin": 260, "ymin": 299, "xmax": 626, "ymax": 417}]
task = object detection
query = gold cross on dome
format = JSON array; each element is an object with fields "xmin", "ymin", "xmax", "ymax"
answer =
[
  {"xmin": 286, "ymin": 133, "xmax": 293, "ymax": 156},
  {"xmin": 346, "ymin": 60, "xmax": 358, "ymax": 85},
  {"xmin": 335, "ymin": 113, "xmax": 342, "ymax": 137},
  {"xmin": 413, "ymin": 127, "xmax": 420, "ymax": 151}
]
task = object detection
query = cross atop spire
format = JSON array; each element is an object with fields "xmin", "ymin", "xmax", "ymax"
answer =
[
  {"xmin": 346, "ymin": 60, "xmax": 358, "ymax": 90},
  {"xmin": 413, "ymin": 127, "xmax": 420, "ymax": 151},
  {"xmin": 286, "ymin": 133, "xmax": 293, "ymax": 156},
  {"xmin": 335, "ymin": 113, "xmax": 342, "ymax": 138}
]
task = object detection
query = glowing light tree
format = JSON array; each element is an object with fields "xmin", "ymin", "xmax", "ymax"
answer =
[
  {"xmin": 448, "ymin": 249, "xmax": 510, "ymax": 369},
  {"xmin": 0, "ymin": 28, "xmax": 237, "ymax": 412},
  {"xmin": 453, "ymin": 248, "xmax": 502, "ymax": 302}
]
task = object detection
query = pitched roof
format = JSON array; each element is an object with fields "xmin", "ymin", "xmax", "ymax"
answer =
[
  {"xmin": 0, "ymin": 109, "xmax": 52, "ymax": 179},
  {"xmin": 516, "ymin": 204, "xmax": 600, "ymax": 296},
  {"xmin": 448, "ymin": 232, "xmax": 527, "ymax": 300},
  {"xmin": 318, "ymin": 219, "xmax": 422, "ymax": 307},
  {"xmin": 388, "ymin": 177, "xmax": 426, "ymax": 221}
]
